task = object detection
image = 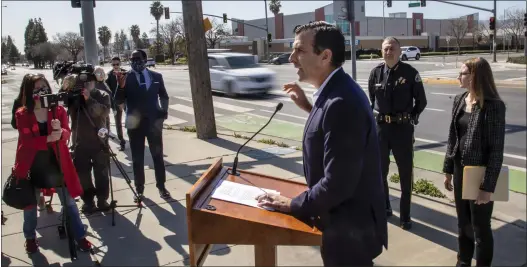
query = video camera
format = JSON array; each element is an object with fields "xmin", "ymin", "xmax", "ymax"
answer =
[{"xmin": 43, "ymin": 63, "xmax": 97, "ymax": 108}]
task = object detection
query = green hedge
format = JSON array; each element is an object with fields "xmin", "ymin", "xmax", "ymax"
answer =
[
  {"xmin": 358, "ymin": 54, "xmax": 380, "ymax": 59},
  {"xmin": 506, "ymin": 56, "xmax": 526, "ymax": 65},
  {"xmin": 421, "ymin": 50, "xmax": 490, "ymax": 57},
  {"xmin": 176, "ymin": 57, "xmax": 188, "ymax": 64}
]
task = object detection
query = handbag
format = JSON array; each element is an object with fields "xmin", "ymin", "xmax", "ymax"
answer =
[
  {"xmin": 2, "ymin": 170, "xmax": 37, "ymax": 210},
  {"xmin": 29, "ymin": 146, "xmax": 64, "ymax": 189}
]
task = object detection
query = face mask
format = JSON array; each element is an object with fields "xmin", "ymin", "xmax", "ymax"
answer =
[{"xmin": 131, "ymin": 60, "xmax": 146, "ymax": 72}]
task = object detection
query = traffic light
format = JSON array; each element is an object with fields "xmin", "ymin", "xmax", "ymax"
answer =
[
  {"xmin": 386, "ymin": 0, "xmax": 392, "ymax": 8},
  {"xmin": 489, "ymin": 17, "xmax": 495, "ymax": 31},
  {"xmin": 164, "ymin": 7, "xmax": 169, "ymax": 19},
  {"xmin": 71, "ymin": 0, "xmax": 95, "ymax": 8},
  {"xmin": 223, "ymin": 13, "xmax": 228, "ymax": 23},
  {"xmin": 420, "ymin": 0, "xmax": 426, "ymax": 7},
  {"xmin": 267, "ymin": 33, "xmax": 272, "ymax": 43}
]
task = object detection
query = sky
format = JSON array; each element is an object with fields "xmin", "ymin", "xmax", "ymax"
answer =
[{"xmin": 1, "ymin": 0, "xmax": 525, "ymax": 51}]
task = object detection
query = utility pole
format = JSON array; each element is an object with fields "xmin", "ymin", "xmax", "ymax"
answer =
[
  {"xmin": 382, "ymin": 0, "xmax": 386, "ymax": 38},
  {"xmin": 81, "ymin": 0, "xmax": 98, "ymax": 65},
  {"xmin": 264, "ymin": 0, "xmax": 269, "ymax": 62},
  {"xmin": 181, "ymin": 0, "xmax": 217, "ymax": 139},
  {"xmin": 492, "ymin": 0, "xmax": 497, "ymax": 63},
  {"xmin": 347, "ymin": 0, "xmax": 357, "ymax": 80}
]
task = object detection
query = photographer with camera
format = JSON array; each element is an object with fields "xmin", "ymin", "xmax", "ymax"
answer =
[
  {"xmin": 11, "ymin": 73, "xmax": 92, "ymax": 254},
  {"xmin": 106, "ymin": 57, "xmax": 127, "ymax": 151},
  {"xmin": 66, "ymin": 70, "xmax": 112, "ymax": 213},
  {"xmin": 115, "ymin": 49, "xmax": 171, "ymax": 201}
]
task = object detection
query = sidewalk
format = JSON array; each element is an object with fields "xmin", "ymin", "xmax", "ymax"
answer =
[{"xmin": 1, "ymin": 129, "xmax": 525, "ymax": 266}]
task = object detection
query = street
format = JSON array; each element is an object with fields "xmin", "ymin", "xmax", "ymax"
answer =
[{"xmin": 2, "ymin": 56, "xmax": 526, "ymax": 174}]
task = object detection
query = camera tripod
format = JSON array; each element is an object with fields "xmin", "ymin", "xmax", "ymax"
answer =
[{"xmin": 72, "ymin": 105, "xmax": 144, "ymax": 227}]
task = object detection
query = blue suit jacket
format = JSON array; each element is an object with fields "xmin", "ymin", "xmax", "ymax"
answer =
[
  {"xmin": 290, "ymin": 68, "xmax": 388, "ymax": 261},
  {"xmin": 115, "ymin": 69, "xmax": 169, "ymax": 129}
]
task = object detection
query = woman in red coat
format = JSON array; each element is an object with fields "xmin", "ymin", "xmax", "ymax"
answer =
[{"xmin": 13, "ymin": 73, "xmax": 92, "ymax": 254}]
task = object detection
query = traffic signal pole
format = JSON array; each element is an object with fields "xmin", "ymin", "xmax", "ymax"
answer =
[
  {"xmin": 80, "ymin": 0, "xmax": 98, "ymax": 65},
  {"xmin": 264, "ymin": 0, "xmax": 270, "ymax": 62},
  {"xmin": 492, "ymin": 0, "xmax": 497, "ymax": 63}
]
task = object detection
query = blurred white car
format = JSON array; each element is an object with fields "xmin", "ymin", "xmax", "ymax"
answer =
[
  {"xmin": 400, "ymin": 46, "xmax": 421, "ymax": 61},
  {"xmin": 208, "ymin": 53, "xmax": 275, "ymax": 96}
]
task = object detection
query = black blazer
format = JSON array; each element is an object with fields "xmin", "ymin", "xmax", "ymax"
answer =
[
  {"xmin": 290, "ymin": 68, "xmax": 388, "ymax": 261},
  {"xmin": 443, "ymin": 91, "xmax": 506, "ymax": 193}
]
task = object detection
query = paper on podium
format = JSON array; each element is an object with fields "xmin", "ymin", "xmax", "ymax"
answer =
[{"xmin": 211, "ymin": 180, "xmax": 280, "ymax": 209}]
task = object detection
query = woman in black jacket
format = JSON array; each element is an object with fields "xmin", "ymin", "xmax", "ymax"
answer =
[{"xmin": 443, "ymin": 57, "xmax": 506, "ymax": 267}]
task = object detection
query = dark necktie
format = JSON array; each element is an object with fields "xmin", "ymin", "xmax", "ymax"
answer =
[{"xmin": 138, "ymin": 72, "xmax": 147, "ymax": 90}]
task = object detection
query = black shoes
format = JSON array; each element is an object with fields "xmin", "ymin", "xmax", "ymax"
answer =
[
  {"xmin": 97, "ymin": 200, "xmax": 111, "ymax": 211},
  {"xmin": 400, "ymin": 220, "xmax": 412, "ymax": 230},
  {"xmin": 119, "ymin": 140, "xmax": 126, "ymax": 151},
  {"xmin": 134, "ymin": 193, "xmax": 144, "ymax": 203},
  {"xmin": 159, "ymin": 188, "xmax": 171, "ymax": 199},
  {"xmin": 386, "ymin": 208, "xmax": 393, "ymax": 217}
]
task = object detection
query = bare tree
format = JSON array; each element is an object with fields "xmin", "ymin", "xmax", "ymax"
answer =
[
  {"xmin": 204, "ymin": 18, "xmax": 231, "ymax": 49},
  {"xmin": 475, "ymin": 23, "xmax": 493, "ymax": 44},
  {"xmin": 54, "ymin": 32, "xmax": 84, "ymax": 61},
  {"xmin": 31, "ymin": 42, "xmax": 59, "ymax": 68},
  {"xmin": 448, "ymin": 18, "xmax": 469, "ymax": 54},
  {"xmin": 500, "ymin": 8, "xmax": 526, "ymax": 52},
  {"xmin": 151, "ymin": 17, "xmax": 185, "ymax": 64}
]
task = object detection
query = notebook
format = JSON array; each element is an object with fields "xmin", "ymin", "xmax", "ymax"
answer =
[{"xmin": 462, "ymin": 166, "xmax": 509, "ymax": 202}]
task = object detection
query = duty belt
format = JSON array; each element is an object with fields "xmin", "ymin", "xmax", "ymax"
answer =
[{"xmin": 377, "ymin": 113, "xmax": 413, "ymax": 124}]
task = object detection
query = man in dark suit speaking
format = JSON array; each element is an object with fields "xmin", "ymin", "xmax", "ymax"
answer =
[
  {"xmin": 256, "ymin": 22, "xmax": 388, "ymax": 266},
  {"xmin": 115, "ymin": 49, "xmax": 171, "ymax": 201}
]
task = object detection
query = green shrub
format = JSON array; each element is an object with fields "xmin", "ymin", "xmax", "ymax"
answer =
[
  {"xmin": 358, "ymin": 54, "xmax": 380, "ymax": 60},
  {"xmin": 389, "ymin": 173, "xmax": 447, "ymax": 199},
  {"xmin": 506, "ymin": 56, "xmax": 526, "ymax": 65},
  {"xmin": 176, "ymin": 57, "xmax": 188, "ymax": 64}
]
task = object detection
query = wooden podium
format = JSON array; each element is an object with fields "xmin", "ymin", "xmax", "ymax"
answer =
[{"xmin": 186, "ymin": 158, "xmax": 322, "ymax": 266}]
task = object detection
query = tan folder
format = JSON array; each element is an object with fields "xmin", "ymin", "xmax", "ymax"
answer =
[{"xmin": 462, "ymin": 166, "xmax": 509, "ymax": 202}]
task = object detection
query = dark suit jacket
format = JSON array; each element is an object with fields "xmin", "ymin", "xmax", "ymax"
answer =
[
  {"xmin": 290, "ymin": 68, "xmax": 388, "ymax": 261},
  {"xmin": 443, "ymin": 91, "xmax": 506, "ymax": 193},
  {"xmin": 114, "ymin": 69, "xmax": 169, "ymax": 129}
]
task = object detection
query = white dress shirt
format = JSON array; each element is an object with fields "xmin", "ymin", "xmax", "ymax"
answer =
[{"xmin": 312, "ymin": 67, "xmax": 342, "ymax": 104}]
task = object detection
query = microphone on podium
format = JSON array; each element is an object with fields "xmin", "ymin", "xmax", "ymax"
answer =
[{"xmin": 228, "ymin": 102, "xmax": 283, "ymax": 176}]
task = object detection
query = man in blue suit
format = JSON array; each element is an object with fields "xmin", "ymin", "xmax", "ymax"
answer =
[
  {"xmin": 115, "ymin": 50, "xmax": 171, "ymax": 201},
  {"xmin": 256, "ymin": 22, "xmax": 388, "ymax": 266}
]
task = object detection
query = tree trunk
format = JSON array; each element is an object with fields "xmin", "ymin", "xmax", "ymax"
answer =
[
  {"xmin": 156, "ymin": 19, "xmax": 160, "ymax": 55},
  {"xmin": 182, "ymin": 0, "xmax": 217, "ymax": 139}
]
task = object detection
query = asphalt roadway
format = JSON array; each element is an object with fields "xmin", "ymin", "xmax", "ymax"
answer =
[{"xmin": 1, "ymin": 56, "xmax": 525, "ymax": 172}]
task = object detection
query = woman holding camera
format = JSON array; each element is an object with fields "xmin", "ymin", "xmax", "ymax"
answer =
[{"xmin": 12, "ymin": 73, "xmax": 92, "ymax": 254}]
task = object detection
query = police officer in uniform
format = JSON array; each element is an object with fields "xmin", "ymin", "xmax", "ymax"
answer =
[{"xmin": 368, "ymin": 37, "xmax": 427, "ymax": 230}]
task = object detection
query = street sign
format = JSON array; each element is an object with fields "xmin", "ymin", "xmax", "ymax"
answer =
[
  {"xmin": 409, "ymin": 1, "xmax": 421, "ymax": 7},
  {"xmin": 203, "ymin": 17, "xmax": 212, "ymax": 32},
  {"xmin": 345, "ymin": 40, "xmax": 350, "ymax": 45},
  {"xmin": 355, "ymin": 39, "xmax": 360, "ymax": 46}
]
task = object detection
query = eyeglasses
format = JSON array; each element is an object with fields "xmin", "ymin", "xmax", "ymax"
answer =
[{"xmin": 95, "ymin": 73, "xmax": 104, "ymax": 76}]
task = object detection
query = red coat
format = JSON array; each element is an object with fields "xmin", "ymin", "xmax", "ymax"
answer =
[{"xmin": 13, "ymin": 106, "xmax": 83, "ymax": 199}]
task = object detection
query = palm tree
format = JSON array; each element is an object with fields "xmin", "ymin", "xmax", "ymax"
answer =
[
  {"xmin": 130, "ymin": 24, "xmax": 141, "ymax": 49},
  {"xmin": 269, "ymin": 0, "xmax": 281, "ymax": 16},
  {"xmin": 150, "ymin": 1, "xmax": 164, "ymax": 55},
  {"xmin": 97, "ymin": 26, "xmax": 112, "ymax": 60}
]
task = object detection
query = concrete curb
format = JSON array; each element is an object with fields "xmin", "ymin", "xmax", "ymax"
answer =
[{"xmin": 423, "ymin": 77, "xmax": 526, "ymax": 88}]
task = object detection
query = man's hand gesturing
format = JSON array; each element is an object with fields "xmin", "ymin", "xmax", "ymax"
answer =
[{"xmin": 283, "ymin": 82, "xmax": 312, "ymax": 113}]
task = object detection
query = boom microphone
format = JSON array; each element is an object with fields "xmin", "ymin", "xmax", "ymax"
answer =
[{"xmin": 229, "ymin": 102, "xmax": 283, "ymax": 176}]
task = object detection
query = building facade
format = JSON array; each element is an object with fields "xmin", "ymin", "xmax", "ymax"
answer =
[{"xmin": 231, "ymin": 0, "xmax": 480, "ymax": 40}]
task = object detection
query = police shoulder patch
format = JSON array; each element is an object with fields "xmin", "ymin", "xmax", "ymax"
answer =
[{"xmin": 415, "ymin": 73, "xmax": 422, "ymax": 83}]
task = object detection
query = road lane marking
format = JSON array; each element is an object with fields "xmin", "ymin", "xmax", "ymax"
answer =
[
  {"xmin": 221, "ymin": 98, "xmax": 277, "ymax": 108},
  {"xmin": 425, "ymin": 108, "xmax": 445, "ymax": 112},
  {"xmin": 260, "ymin": 109, "xmax": 307, "ymax": 120},
  {"xmin": 415, "ymin": 137, "xmax": 526, "ymax": 161},
  {"xmin": 431, "ymin": 92, "xmax": 456, "ymax": 96}
]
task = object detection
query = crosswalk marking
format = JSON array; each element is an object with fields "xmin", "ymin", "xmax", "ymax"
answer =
[
  {"xmin": 164, "ymin": 116, "xmax": 187, "ymax": 125},
  {"xmin": 174, "ymin": 96, "xmax": 253, "ymax": 113},
  {"xmin": 169, "ymin": 104, "xmax": 199, "ymax": 115},
  {"xmin": 261, "ymin": 109, "xmax": 307, "ymax": 120},
  {"xmin": 431, "ymin": 92, "xmax": 456, "ymax": 96},
  {"xmin": 221, "ymin": 97, "xmax": 277, "ymax": 108},
  {"xmin": 245, "ymin": 112, "xmax": 306, "ymax": 127}
]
